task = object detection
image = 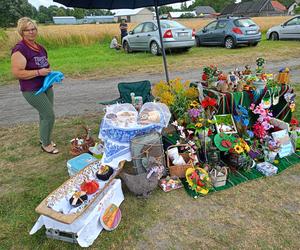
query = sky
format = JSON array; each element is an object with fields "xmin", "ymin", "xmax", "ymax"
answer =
[{"xmin": 28, "ymin": 0, "xmax": 195, "ymax": 9}]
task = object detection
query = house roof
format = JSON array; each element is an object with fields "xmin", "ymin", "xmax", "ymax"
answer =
[
  {"xmin": 53, "ymin": 16, "xmax": 76, "ymax": 19},
  {"xmin": 271, "ymin": 1, "xmax": 287, "ymax": 11},
  {"xmin": 194, "ymin": 6, "xmax": 216, "ymax": 14},
  {"xmin": 113, "ymin": 8, "xmax": 145, "ymax": 17},
  {"xmin": 85, "ymin": 16, "xmax": 114, "ymax": 19},
  {"xmin": 169, "ymin": 11, "xmax": 196, "ymax": 18},
  {"xmin": 222, "ymin": 0, "xmax": 275, "ymax": 15}
]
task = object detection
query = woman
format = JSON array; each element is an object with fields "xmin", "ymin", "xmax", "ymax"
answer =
[{"xmin": 11, "ymin": 17, "xmax": 59, "ymax": 154}]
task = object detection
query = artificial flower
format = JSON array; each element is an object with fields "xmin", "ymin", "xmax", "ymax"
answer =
[
  {"xmin": 188, "ymin": 108, "xmax": 201, "ymax": 119},
  {"xmin": 234, "ymin": 145, "xmax": 244, "ymax": 154},
  {"xmin": 290, "ymin": 118, "xmax": 299, "ymax": 126},
  {"xmin": 195, "ymin": 123, "xmax": 203, "ymax": 128},
  {"xmin": 201, "ymin": 97, "xmax": 217, "ymax": 109}
]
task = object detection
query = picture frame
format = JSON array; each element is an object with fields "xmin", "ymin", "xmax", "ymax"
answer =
[
  {"xmin": 272, "ymin": 129, "xmax": 294, "ymax": 158},
  {"xmin": 213, "ymin": 114, "xmax": 238, "ymax": 134}
]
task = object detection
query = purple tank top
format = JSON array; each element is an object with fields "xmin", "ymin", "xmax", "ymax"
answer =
[{"xmin": 12, "ymin": 40, "xmax": 50, "ymax": 92}]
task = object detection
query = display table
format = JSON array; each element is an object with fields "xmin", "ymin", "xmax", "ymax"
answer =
[
  {"xmin": 30, "ymin": 179, "xmax": 124, "ymax": 247},
  {"xmin": 201, "ymin": 84, "xmax": 293, "ymax": 122}
]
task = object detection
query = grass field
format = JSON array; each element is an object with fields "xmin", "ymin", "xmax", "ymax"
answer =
[
  {"xmin": 1, "ymin": 16, "xmax": 297, "ymax": 86},
  {"xmin": 1, "ymin": 94, "xmax": 300, "ymax": 249}
]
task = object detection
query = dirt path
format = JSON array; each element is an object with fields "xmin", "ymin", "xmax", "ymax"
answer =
[{"xmin": 1, "ymin": 58, "xmax": 300, "ymax": 126}]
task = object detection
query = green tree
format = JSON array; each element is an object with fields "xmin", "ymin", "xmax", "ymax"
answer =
[
  {"xmin": 0, "ymin": 0, "xmax": 36, "ymax": 27},
  {"xmin": 295, "ymin": 6, "xmax": 300, "ymax": 14},
  {"xmin": 159, "ymin": 6, "xmax": 174, "ymax": 15},
  {"xmin": 73, "ymin": 8, "xmax": 85, "ymax": 19}
]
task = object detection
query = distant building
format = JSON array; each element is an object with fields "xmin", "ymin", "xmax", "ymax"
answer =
[
  {"xmin": 221, "ymin": 0, "xmax": 286, "ymax": 17},
  {"xmin": 194, "ymin": 6, "xmax": 216, "ymax": 17},
  {"xmin": 271, "ymin": 1, "xmax": 287, "ymax": 13},
  {"xmin": 288, "ymin": 1, "xmax": 300, "ymax": 15},
  {"xmin": 53, "ymin": 16, "xmax": 76, "ymax": 25},
  {"xmin": 113, "ymin": 8, "xmax": 154, "ymax": 23},
  {"xmin": 168, "ymin": 11, "xmax": 196, "ymax": 19},
  {"xmin": 84, "ymin": 16, "xmax": 116, "ymax": 23}
]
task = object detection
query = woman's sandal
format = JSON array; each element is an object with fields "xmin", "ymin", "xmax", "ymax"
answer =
[
  {"xmin": 41, "ymin": 145, "xmax": 59, "ymax": 154},
  {"xmin": 40, "ymin": 140, "xmax": 56, "ymax": 147}
]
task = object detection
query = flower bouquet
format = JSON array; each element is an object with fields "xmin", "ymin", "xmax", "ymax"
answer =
[
  {"xmin": 263, "ymin": 136, "xmax": 280, "ymax": 163},
  {"xmin": 186, "ymin": 167, "xmax": 211, "ymax": 195},
  {"xmin": 228, "ymin": 137, "xmax": 254, "ymax": 170}
]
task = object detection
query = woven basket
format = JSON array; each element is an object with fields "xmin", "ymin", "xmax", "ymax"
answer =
[
  {"xmin": 120, "ymin": 171, "xmax": 159, "ymax": 197},
  {"xmin": 167, "ymin": 144, "xmax": 194, "ymax": 178},
  {"xmin": 70, "ymin": 126, "xmax": 95, "ymax": 156}
]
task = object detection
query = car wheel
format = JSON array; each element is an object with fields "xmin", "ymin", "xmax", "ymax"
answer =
[
  {"xmin": 250, "ymin": 42, "xmax": 258, "ymax": 47},
  {"xmin": 270, "ymin": 32, "xmax": 279, "ymax": 41},
  {"xmin": 224, "ymin": 36, "xmax": 235, "ymax": 49},
  {"xmin": 150, "ymin": 41, "xmax": 160, "ymax": 56},
  {"xmin": 181, "ymin": 47, "xmax": 191, "ymax": 52},
  {"xmin": 195, "ymin": 36, "xmax": 201, "ymax": 47},
  {"xmin": 124, "ymin": 41, "xmax": 132, "ymax": 53}
]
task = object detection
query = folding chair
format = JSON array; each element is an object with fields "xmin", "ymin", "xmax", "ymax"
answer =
[{"xmin": 98, "ymin": 80, "xmax": 154, "ymax": 105}]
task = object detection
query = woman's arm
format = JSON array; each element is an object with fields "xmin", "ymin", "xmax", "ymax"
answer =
[{"xmin": 11, "ymin": 51, "xmax": 50, "ymax": 80}]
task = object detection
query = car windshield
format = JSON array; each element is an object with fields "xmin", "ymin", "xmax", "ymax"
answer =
[
  {"xmin": 234, "ymin": 19, "xmax": 257, "ymax": 28},
  {"xmin": 160, "ymin": 21, "xmax": 185, "ymax": 29}
]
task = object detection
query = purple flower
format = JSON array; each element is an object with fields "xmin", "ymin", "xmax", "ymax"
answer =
[{"xmin": 188, "ymin": 108, "xmax": 201, "ymax": 119}]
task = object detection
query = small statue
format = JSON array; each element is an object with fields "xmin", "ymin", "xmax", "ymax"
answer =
[
  {"xmin": 243, "ymin": 65, "xmax": 252, "ymax": 75},
  {"xmin": 256, "ymin": 57, "xmax": 265, "ymax": 74},
  {"xmin": 217, "ymin": 81, "xmax": 229, "ymax": 93},
  {"xmin": 236, "ymin": 81, "xmax": 245, "ymax": 92},
  {"xmin": 227, "ymin": 71, "xmax": 239, "ymax": 90}
]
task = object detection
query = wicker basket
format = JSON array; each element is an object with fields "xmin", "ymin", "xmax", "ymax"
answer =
[
  {"xmin": 228, "ymin": 153, "xmax": 254, "ymax": 170},
  {"xmin": 70, "ymin": 126, "xmax": 95, "ymax": 156},
  {"xmin": 167, "ymin": 144, "xmax": 194, "ymax": 178},
  {"xmin": 120, "ymin": 171, "xmax": 159, "ymax": 197}
]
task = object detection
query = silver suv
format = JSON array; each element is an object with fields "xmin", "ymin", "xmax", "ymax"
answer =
[{"xmin": 122, "ymin": 20, "xmax": 195, "ymax": 55}]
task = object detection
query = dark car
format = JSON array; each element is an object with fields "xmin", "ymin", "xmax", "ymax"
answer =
[{"xmin": 195, "ymin": 17, "xmax": 261, "ymax": 49}]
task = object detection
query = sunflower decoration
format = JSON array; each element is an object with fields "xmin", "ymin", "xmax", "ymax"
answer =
[
  {"xmin": 186, "ymin": 167, "xmax": 212, "ymax": 195},
  {"xmin": 233, "ymin": 144, "xmax": 244, "ymax": 154}
]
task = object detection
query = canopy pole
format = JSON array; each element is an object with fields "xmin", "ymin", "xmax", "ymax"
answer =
[{"xmin": 154, "ymin": 1, "xmax": 170, "ymax": 84}]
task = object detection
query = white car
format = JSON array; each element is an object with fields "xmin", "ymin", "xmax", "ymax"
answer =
[{"xmin": 266, "ymin": 15, "xmax": 300, "ymax": 40}]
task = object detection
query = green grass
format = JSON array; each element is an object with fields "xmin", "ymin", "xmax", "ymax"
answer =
[
  {"xmin": 1, "ymin": 36, "xmax": 300, "ymax": 86},
  {"xmin": 1, "ymin": 113, "xmax": 300, "ymax": 249}
]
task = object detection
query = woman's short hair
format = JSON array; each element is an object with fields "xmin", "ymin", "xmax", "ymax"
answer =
[{"xmin": 17, "ymin": 17, "xmax": 37, "ymax": 36}]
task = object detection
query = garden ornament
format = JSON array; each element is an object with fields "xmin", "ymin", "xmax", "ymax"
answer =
[
  {"xmin": 243, "ymin": 65, "xmax": 252, "ymax": 75},
  {"xmin": 256, "ymin": 57, "xmax": 265, "ymax": 74}
]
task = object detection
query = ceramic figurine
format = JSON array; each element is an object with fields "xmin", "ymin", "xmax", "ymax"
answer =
[
  {"xmin": 227, "ymin": 71, "xmax": 239, "ymax": 90},
  {"xmin": 243, "ymin": 65, "xmax": 252, "ymax": 75},
  {"xmin": 236, "ymin": 81, "xmax": 245, "ymax": 92},
  {"xmin": 217, "ymin": 81, "xmax": 229, "ymax": 93}
]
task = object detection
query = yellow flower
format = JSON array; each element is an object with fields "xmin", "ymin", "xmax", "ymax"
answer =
[
  {"xmin": 234, "ymin": 145, "xmax": 244, "ymax": 154},
  {"xmin": 198, "ymin": 118, "xmax": 204, "ymax": 122},
  {"xmin": 195, "ymin": 123, "xmax": 203, "ymax": 128},
  {"xmin": 244, "ymin": 143, "xmax": 250, "ymax": 152},
  {"xmin": 190, "ymin": 100, "xmax": 200, "ymax": 108},
  {"xmin": 207, "ymin": 119, "xmax": 214, "ymax": 124}
]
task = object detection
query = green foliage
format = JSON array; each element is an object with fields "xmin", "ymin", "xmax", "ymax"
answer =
[
  {"xmin": 0, "ymin": 0, "xmax": 36, "ymax": 27},
  {"xmin": 295, "ymin": 6, "xmax": 300, "ymax": 14}
]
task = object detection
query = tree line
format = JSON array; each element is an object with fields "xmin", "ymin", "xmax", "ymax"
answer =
[{"xmin": 0, "ymin": 0, "xmax": 113, "ymax": 27}]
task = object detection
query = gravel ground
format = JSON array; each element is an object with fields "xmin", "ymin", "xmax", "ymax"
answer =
[{"xmin": 1, "ymin": 58, "xmax": 300, "ymax": 126}]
